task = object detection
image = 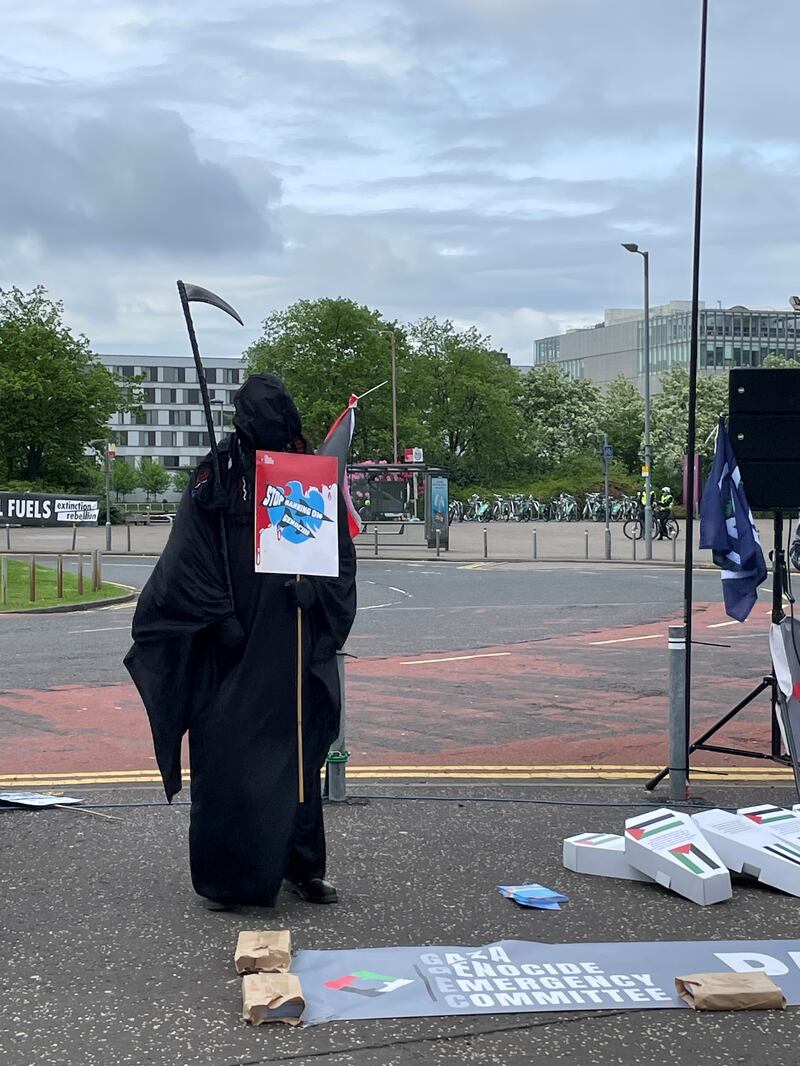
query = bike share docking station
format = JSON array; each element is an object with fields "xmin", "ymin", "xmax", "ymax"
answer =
[{"xmin": 648, "ymin": 368, "xmax": 800, "ymax": 800}]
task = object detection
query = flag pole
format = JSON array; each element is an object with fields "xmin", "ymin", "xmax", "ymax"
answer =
[
  {"xmin": 296, "ymin": 573, "xmax": 305, "ymax": 804},
  {"xmin": 682, "ymin": 0, "xmax": 709, "ymax": 797}
]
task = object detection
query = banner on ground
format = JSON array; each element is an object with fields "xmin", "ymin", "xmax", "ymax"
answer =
[
  {"xmin": 0, "ymin": 493, "xmax": 99, "ymax": 526},
  {"xmin": 291, "ymin": 938, "xmax": 800, "ymax": 1025}
]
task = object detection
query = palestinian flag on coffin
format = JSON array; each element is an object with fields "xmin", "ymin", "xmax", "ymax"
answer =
[
  {"xmin": 626, "ymin": 811, "xmax": 685, "ymax": 840},
  {"xmin": 316, "ymin": 395, "xmax": 361, "ymax": 539},
  {"xmin": 669, "ymin": 842, "xmax": 724, "ymax": 876}
]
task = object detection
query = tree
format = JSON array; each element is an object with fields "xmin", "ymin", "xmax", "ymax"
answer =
[
  {"xmin": 171, "ymin": 468, "xmax": 192, "ymax": 494},
  {"xmin": 650, "ymin": 366, "xmax": 728, "ymax": 491},
  {"xmin": 763, "ymin": 353, "xmax": 799, "ymax": 368},
  {"xmin": 138, "ymin": 457, "xmax": 171, "ymax": 502},
  {"xmin": 112, "ymin": 459, "xmax": 140, "ymax": 501},
  {"xmin": 599, "ymin": 375, "xmax": 645, "ymax": 474},
  {"xmin": 244, "ymin": 297, "xmax": 408, "ymax": 459},
  {"xmin": 518, "ymin": 364, "xmax": 601, "ymax": 472},
  {"xmin": 405, "ymin": 317, "xmax": 522, "ymax": 482},
  {"xmin": 0, "ymin": 286, "xmax": 139, "ymax": 486}
]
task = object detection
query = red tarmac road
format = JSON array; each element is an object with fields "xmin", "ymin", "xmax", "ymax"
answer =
[{"xmin": 0, "ymin": 598, "xmax": 778, "ymax": 779}]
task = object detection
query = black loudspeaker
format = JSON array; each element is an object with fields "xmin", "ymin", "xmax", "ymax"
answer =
[{"xmin": 729, "ymin": 368, "xmax": 800, "ymax": 510}]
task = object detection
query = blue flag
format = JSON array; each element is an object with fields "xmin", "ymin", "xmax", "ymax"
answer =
[{"xmin": 699, "ymin": 419, "xmax": 767, "ymax": 622}]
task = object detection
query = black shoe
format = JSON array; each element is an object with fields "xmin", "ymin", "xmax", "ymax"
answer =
[{"xmin": 284, "ymin": 877, "xmax": 338, "ymax": 904}]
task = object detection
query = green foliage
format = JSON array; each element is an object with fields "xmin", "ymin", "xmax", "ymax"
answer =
[
  {"xmin": 171, "ymin": 468, "xmax": 192, "ymax": 494},
  {"xmin": 405, "ymin": 317, "xmax": 523, "ymax": 483},
  {"xmin": 454, "ymin": 454, "xmax": 640, "ymax": 505},
  {"xmin": 98, "ymin": 500, "xmax": 125, "ymax": 525},
  {"xmin": 0, "ymin": 286, "xmax": 140, "ymax": 487},
  {"xmin": 518, "ymin": 364, "xmax": 601, "ymax": 472},
  {"xmin": 599, "ymin": 375, "xmax": 645, "ymax": 473},
  {"xmin": 650, "ymin": 366, "xmax": 728, "ymax": 489},
  {"xmin": 112, "ymin": 459, "xmax": 140, "ymax": 501},
  {"xmin": 138, "ymin": 457, "xmax": 171, "ymax": 501},
  {"xmin": 244, "ymin": 297, "xmax": 404, "ymax": 458},
  {"xmin": 763, "ymin": 353, "xmax": 800, "ymax": 368}
]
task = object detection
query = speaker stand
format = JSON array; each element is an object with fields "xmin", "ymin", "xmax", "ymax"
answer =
[{"xmin": 646, "ymin": 510, "xmax": 791, "ymax": 791}]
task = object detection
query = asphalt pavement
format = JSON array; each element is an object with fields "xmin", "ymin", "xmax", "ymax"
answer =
[{"xmin": 3, "ymin": 782, "xmax": 800, "ymax": 1066}]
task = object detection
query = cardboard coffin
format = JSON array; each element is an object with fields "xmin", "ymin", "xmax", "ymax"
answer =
[{"xmin": 624, "ymin": 808, "xmax": 731, "ymax": 906}]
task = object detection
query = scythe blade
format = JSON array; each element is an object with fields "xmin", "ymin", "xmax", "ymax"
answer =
[{"xmin": 182, "ymin": 282, "xmax": 244, "ymax": 326}]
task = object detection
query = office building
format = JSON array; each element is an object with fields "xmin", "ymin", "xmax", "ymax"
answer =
[
  {"xmin": 96, "ymin": 353, "xmax": 245, "ymax": 498},
  {"xmin": 533, "ymin": 303, "xmax": 800, "ymax": 390}
]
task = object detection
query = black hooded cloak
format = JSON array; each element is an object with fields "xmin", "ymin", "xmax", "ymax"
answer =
[{"xmin": 124, "ymin": 374, "xmax": 357, "ymax": 905}]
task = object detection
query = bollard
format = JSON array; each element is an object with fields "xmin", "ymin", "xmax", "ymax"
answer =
[
  {"xmin": 29, "ymin": 555, "xmax": 36, "ymax": 602},
  {"xmin": 77, "ymin": 553, "xmax": 84, "ymax": 595},
  {"xmin": 56, "ymin": 554, "xmax": 64, "ymax": 598},
  {"xmin": 91, "ymin": 550, "xmax": 100, "ymax": 591},
  {"xmin": 1, "ymin": 556, "xmax": 7, "ymax": 605},
  {"xmin": 533, "ymin": 529, "xmax": 538, "ymax": 560},
  {"xmin": 5, "ymin": 524, "xmax": 9, "ymax": 551},
  {"xmin": 127, "ymin": 523, "xmax": 132, "ymax": 553},
  {"xmin": 672, "ymin": 536, "xmax": 677, "ymax": 562},
  {"xmin": 373, "ymin": 527, "xmax": 379, "ymax": 557},
  {"xmin": 605, "ymin": 528, "xmax": 612, "ymax": 561},
  {"xmin": 632, "ymin": 534, "xmax": 637, "ymax": 561},
  {"xmin": 483, "ymin": 527, "xmax": 488, "ymax": 559},
  {"xmin": 71, "ymin": 523, "xmax": 77, "ymax": 551},
  {"xmin": 435, "ymin": 529, "xmax": 441, "ymax": 558},
  {"xmin": 584, "ymin": 529, "xmax": 589, "ymax": 560},
  {"xmin": 668, "ymin": 624, "xmax": 688, "ymax": 801},
  {"xmin": 325, "ymin": 651, "xmax": 349, "ymax": 802}
]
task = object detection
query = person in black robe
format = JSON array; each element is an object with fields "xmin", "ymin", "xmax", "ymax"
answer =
[{"xmin": 124, "ymin": 373, "xmax": 357, "ymax": 908}]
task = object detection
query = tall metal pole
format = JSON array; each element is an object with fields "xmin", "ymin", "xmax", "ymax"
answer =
[
  {"xmin": 390, "ymin": 330, "xmax": 398, "ymax": 464},
  {"xmin": 104, "ymin": 442, "xmax": 112, "ymax": 551},
  {"xmin": 642, "ymin": 251, "xmax": 653, "ymax": 560},
  {"xmin": 603, "ymin": 431, "xmax": 611, "ymax": 561},
  {"xmin": 682, "ymin": 0, "xmax": 709, "ymax": 797}
]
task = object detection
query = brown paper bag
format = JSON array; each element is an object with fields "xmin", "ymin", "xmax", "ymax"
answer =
[
  {"xmin": 676, "ymin": 972, "xmax": 786, "ymax": 1011},
  {"xmin": 234, "ymin": 930, "xmax": 292, "ymax": 974},
  {"xmin": 242, "ymin": 973, "xmax": 304, "ymax": 1025}
]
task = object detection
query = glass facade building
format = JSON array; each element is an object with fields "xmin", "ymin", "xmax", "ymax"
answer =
[{"xmin": 534, "ymin": 303, "xmax": 800, "ymax": 391}]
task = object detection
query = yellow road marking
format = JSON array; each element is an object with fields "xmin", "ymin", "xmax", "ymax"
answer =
[{"xmin": 1, "ymin": 764, "xmax": 794, "ymax": 788}]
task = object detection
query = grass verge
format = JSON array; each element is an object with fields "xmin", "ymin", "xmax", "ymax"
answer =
[{"xmin": 0, "ymin": 558, "xmax": 130, "ymax": 612}]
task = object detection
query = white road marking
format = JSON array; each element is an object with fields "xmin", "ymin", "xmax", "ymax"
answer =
[
  {"xmin": 399, "ymin": 651, "xmax": 512, "ymax": 665},
  {"xmin": 68, "ymin": 625, "xmax": 131, "ymax": 634},
  {"xmin": 388, "ymin": 586, "xmax": 411, "ymax": 596},
  {"xmin": 358, "ymin": 602, "xmax": 395, "ymax": 611},
  {"xmin": 589, "ymin": 634, "xmax": 662, "ymax": 646},
  {"xmin": 707, "ymin": 620, "xmax": 740, "ymax": 629}
]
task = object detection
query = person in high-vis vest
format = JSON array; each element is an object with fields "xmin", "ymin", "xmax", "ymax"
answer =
[{"xmin": 656, "ymin": 486, "xmax": 675, "ymax": 539}]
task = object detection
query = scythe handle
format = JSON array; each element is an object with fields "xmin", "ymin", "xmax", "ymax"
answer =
[{"xmin": 177, "ymin": 280, "xmax": 236, "ymax": 611}]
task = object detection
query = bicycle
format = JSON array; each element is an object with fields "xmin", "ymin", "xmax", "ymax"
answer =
[{"xmin": 623, "ymin": 510, "xmax": 680, "ymax": 541}]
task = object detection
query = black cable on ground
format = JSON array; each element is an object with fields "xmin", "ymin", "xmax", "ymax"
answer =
[{"xmin": 0, "ymin": 792, "xmax": 760, "ymax": 813}]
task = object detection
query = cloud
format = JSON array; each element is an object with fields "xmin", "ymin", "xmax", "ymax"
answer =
[
  {"xmin": 1, "ymin": 0, "xmax": 799, "ymax": 365},
  {"xmin": 0, "ymin": 104, "xmax": 277, "ymax": 254}
]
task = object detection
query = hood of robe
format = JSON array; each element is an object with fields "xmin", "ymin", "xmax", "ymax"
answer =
[{"xmin": 233, "ymin": 373, "xmax": 302, "ymax": 452}]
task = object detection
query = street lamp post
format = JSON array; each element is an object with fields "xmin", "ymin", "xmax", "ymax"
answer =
[
  {"xmin": 89, "ymin": 438, "xmax": 114, "ymax": 550},
  {"xmin": 368, "ymin": 328, "xmax": 398, "ymax": 463},
  {"xmin": 622, "ymin": 243, "xmax": 653, "ymax": 560}
]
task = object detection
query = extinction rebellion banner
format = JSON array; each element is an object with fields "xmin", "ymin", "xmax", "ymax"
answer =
[
  {"xmin": 0, "ymin": 493, "xmax": 100, "ymax": 526},
  {"xmin": 292, "ymin": 939, "xmax": 800, "ymax": 1025}
]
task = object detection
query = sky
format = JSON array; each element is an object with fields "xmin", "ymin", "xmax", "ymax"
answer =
[{"xmin": 2, "ymin": 0, "xmax": 799, "ymax": 364}]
